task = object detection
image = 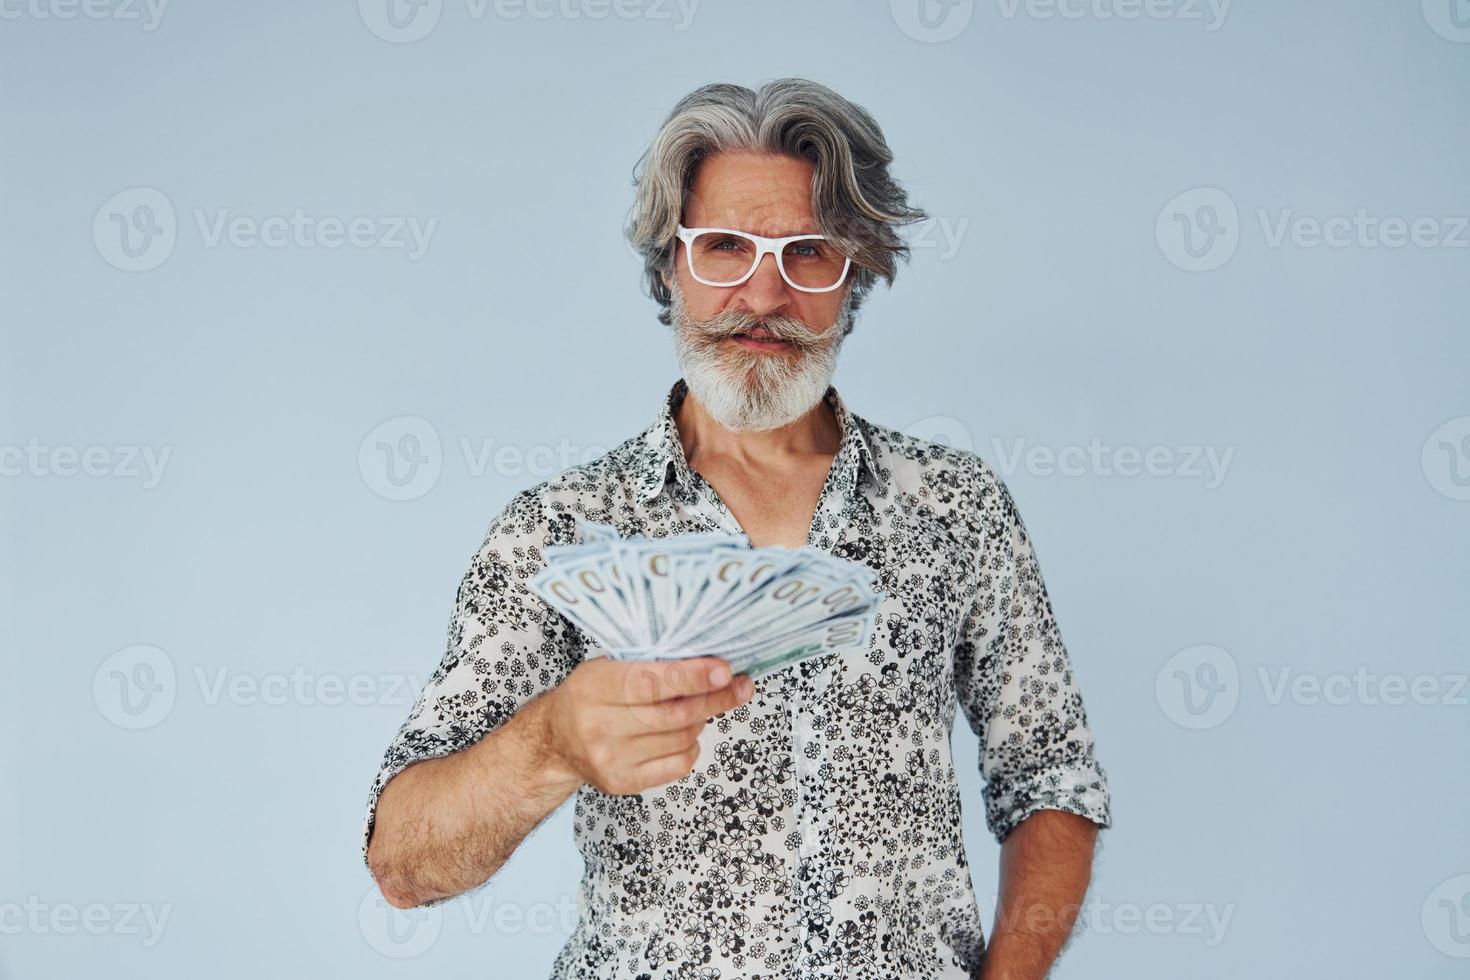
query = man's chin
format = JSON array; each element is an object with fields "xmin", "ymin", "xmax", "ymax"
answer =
[
  {"xmin": 678, "ymin": 328, "xmax": 840, "ymax": 431},
  {"xmin": 714, "ymin": 357, "xmax": 800, "ymax": 392}
]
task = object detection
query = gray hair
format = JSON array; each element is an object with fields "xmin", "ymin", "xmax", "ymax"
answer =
[{"xmin": 626, "ymin": 78, "xmax": 927, "ymax": 328}]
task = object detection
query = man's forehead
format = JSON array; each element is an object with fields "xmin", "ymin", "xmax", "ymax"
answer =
[{"xmin": 684, "ymin": 152, "xmax": 819, "ymax": 236}]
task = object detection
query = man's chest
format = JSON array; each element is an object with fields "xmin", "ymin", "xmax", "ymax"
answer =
[
  {"xmin": 618, "ymin": 472, "xmax": 985, "ymax": 674},
  {"xmin": 689, "ymin": 455, "xmax": 835, "ymax": 549}
]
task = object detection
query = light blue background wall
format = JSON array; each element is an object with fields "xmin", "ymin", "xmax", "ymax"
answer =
[{"xmin": 2, "ymin": 1, "xmax": 1467, "ymax": 977}]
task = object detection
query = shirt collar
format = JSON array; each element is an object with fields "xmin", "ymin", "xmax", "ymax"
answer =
[{"xmin": 636, "ymin": 378, "xmax": 881, "ymax": 503}]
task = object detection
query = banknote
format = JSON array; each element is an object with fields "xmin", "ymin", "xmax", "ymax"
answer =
[{"xmin": 528, "ymin": 517, "xmax": 880, "ymax": 677}]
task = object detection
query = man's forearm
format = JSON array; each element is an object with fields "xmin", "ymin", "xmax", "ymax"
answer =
[
  {"xmin": 978, "ymin": 809, "xmax": 1099, "ymax": 980},
  {"xmin": 367, "ymin": 690, "xmax": 582, "ymax": 908}
]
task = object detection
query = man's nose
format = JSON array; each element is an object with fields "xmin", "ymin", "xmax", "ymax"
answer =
[{"xmin": 735, "ymin": 251, "xmax": 790, "ymax": 315}]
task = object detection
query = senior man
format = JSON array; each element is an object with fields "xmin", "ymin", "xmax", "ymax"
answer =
[{"xmin": 363, "ymin": 78, "xmax": 1112, "ymax": 980}]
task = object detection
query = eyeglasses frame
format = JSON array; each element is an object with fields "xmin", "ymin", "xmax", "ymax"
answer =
[{"xmin": 673, "ymin": 224, "xmax": 853, "ymax": 294}]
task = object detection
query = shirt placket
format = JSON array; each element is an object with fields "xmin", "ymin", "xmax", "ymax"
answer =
[
  {"xmin": 790, "ymin": 449, "xmax": 864, "ymax": 978},
  {"xmin": 667, "ymin": 469, "xmax": 738, "ymax": 543},
  {"xmin": 659, "ymin": 391, "xmax": 869, "ymax": 977}
]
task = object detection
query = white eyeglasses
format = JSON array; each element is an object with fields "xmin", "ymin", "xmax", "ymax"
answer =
[{"xmin": 675, "ymin": 224, "xmax": 852, "ymax": 293}]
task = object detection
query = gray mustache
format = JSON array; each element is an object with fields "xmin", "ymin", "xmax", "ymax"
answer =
[{"xmin": 686, "ymin": 311, "xmax": 828, "ymax": 350}]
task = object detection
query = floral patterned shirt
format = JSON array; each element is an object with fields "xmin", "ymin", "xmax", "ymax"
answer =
[{"xmin": 362, "ymin": 377, "xmax": 1112, "ymax": 979}]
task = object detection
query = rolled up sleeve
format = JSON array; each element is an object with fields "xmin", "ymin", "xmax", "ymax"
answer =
[
  {"xmin": 954, "ymin": 472, "xmax": 1112, "ymax": 843},
  {"xmin": 360, "ymin": 489, "xmax": 580, "ymax": 869}
]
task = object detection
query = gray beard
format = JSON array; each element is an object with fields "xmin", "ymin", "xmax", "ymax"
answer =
[{"xmin": 669, "ymin": 282, "xmax": 850, "ymax": 432}]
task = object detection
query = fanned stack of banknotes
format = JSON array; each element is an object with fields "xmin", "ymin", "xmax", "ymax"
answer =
[{"xmin": 528, "ymin": 518, "xmax": 881, "ymax": 678}]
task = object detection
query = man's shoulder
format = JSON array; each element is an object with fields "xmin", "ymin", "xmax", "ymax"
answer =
[
  {"xmin": 476, "ymin": 428, "xmax": 656, "ymax": 542},
  {"xmin": 858, "ymin": 413, "xmax": 1014, "ymax": 508},
  {"xmin": 531, "ymin": 426, "xmax": 655, "ymax": 500}
]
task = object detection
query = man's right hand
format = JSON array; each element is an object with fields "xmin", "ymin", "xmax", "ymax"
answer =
[{"xmin": 544, "ymin": 656, "xmax": 755, "ymax": 797}]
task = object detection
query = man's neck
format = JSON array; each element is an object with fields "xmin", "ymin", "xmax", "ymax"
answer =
[{"xmin": 674, "ymin": 386, "xmax": 841, "ymax": 471}]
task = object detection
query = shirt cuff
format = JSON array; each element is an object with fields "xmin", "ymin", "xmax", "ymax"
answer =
[{"xmin": 983, "ymin": 762, "xmax": 1113, "ymax": 843}]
